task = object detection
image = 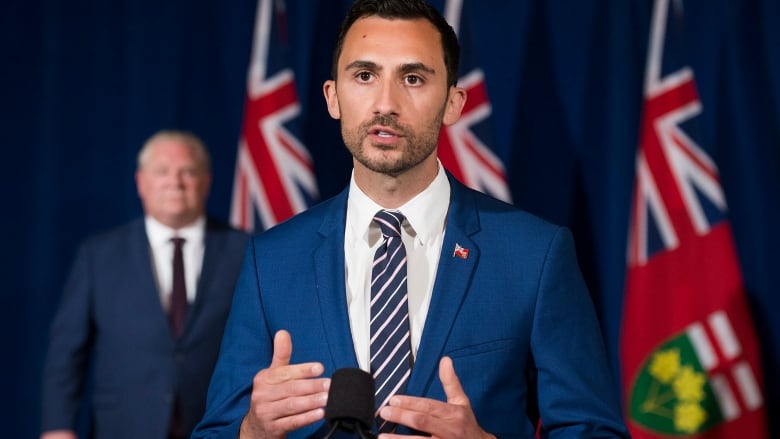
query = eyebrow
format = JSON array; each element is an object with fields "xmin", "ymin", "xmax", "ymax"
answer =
[
  {"xmin": 398, "ymin": 62, "xmax": 436, "ymax": 76},
  {"xmin": 345, "ymin": 60, "xmax": 380, "ymax": 72},
  {"xmin": 344, "ymin": 60, "xmax": 437, "ymax": 76}
]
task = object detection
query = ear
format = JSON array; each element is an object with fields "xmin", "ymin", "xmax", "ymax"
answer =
[
  {"xmin": 442, "ymin": 86, "xmax": 467, "ymax": 126},
  {"xmin": 134, "ymin": 170, "xmax": 144, "ymax": 197},
  {"xmin": 323, "ymin": 80, "xmax": 341, "ymax": 120},
  {"xmin": 201, "ymin": 171, "xmax": 213, "ymax": 195}
]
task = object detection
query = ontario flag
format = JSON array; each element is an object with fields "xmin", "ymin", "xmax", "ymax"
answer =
[
  {"xmin": 438, "ymin": 0, "xmax": 511, "ymax": 203},
  {"xmin": 230, "ymin": 0, "xmax": 318, "ymax": 232},
  {"xmin": 620, "ymin": 0, "xmax": 767, "ymax": 437}
]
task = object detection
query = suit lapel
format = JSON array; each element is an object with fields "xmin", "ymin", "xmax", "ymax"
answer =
[
  {"xmin": 184, "ymin": 219, "xmax": 223, "ymax": 338},
  {"xmin": 307, "ymin": 178, "xmax": 481, "ymax": 384},
  {"xmin": 407, "ymin": 177, "xmax": 480, "ymax": 396},
  {"xmin": 313, "ymin": 191, "xmax": 360, "ymax": 370},
  {"xmin": 127, "ymin": 219, "xmax": 173, "ymax": 340}
]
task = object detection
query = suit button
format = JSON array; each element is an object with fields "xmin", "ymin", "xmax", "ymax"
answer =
[{"xmin": 164, "ymin": 392, "xmax": 173, "ymax": 403}]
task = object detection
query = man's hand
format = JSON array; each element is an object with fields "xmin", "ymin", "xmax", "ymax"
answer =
[
  {"xmin": 239, "ymin": 330, "xmax": 330, "ymax": 439},
  {"xmin": 377, "ymin": 356, "xmax": 496, "ymax": 439}
]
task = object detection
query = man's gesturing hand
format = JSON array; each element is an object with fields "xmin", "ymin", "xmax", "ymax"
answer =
[
  {"xmin": 377, "ymin": 356, "xmax": 496, "ymax": 439},
  {"xmin": 239, "ymin": 330, "xmax": 330, "ymax": 439}
]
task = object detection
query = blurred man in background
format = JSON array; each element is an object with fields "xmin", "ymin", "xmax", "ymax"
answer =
[{"xmin": 40, "ymin": 130, "xmax": 248, "ymax": 439}]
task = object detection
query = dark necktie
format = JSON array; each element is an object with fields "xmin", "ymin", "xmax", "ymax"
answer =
[
  {"xmin": 168, "ymin": 237, "xmax": 187, "ymax": 438},
  {"xmin": 169, "ymin": 236, "xmax": 188, "ymax": 337},
  {"xmin": 370, "ymin": 210, "xmax": 412, "ymax": 433}
]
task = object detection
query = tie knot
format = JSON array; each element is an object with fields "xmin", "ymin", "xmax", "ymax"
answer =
[
  {"xmin": 171, "ymin": 236, "xmax": 186, "ymax": 248},
  {"xmin": 373, "ymin": 210, "xmax": 405, "ymax": 239}
]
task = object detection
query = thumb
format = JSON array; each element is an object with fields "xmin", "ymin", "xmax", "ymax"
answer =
[
  {"xmin": 270, "ymin": 329, "xmax": 293, "ymax": 368},
  {"xmin": 439, "ymin": 356, "xmax": 470, "ymax": 407}
]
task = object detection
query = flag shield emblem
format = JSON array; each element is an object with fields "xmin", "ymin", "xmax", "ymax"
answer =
[
  {"xmin": 630, "ymin": 334, "xmax": 724, "ymax": 435},
  {"xmin": 620, "ymin": 0, "xmax": 768, "ymax": 436}
]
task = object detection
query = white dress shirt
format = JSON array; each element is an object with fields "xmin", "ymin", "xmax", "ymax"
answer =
[
  {"xmin": 345, "ymin": 163, "xmax": 450, "ymax": 371},
  {"xmin": 144, "ymin": 216, "xmax": 206, "ymax": 310}
]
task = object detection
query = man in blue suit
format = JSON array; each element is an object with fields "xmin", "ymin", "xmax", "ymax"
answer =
[
  {"xmin": 194, "ymin": 1, "xmax": 630, "ymax": 437},
  {"xmin": 40, "ymin": 130, "xmax": 248, "ymax": 439}
]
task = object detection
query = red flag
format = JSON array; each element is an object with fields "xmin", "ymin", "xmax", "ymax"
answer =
[
  {"xmin": 620, "ymin": 0, "xmax": 767, "ymax": 437},
  {"xmin": 230, "ymin": 0, "xmax": 318, "ymax": 232}
]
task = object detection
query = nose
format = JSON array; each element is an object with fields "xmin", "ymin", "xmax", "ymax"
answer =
[
  {"xmin": 169, "ymin": 170, "xmax": 186, "ymax": 186},
  {"xmin": 372, "ymin": 79, "xmax": 400, "ymax": 116}
]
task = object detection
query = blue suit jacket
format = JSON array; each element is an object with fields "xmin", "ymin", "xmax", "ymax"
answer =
[
  {"xmin": 194, "ymin": 177, "xmax": 629, "ymax": 438},
  {"xmin": 41, "ymin": 217, "xmax": 248, "ymax": 439}
]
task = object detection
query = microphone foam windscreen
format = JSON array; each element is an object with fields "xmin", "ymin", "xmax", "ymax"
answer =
[{"xmin": 325, "ymin": 368, "xmax": 375, "ymax": 430}]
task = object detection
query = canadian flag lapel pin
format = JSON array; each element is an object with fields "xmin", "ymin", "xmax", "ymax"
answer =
[{"xmin": 453, "ymin": 243, "xmax": 469, "ymax": 259}]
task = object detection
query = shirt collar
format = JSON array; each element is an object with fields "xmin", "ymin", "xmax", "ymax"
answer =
[
  {"xmin": 144, "ymin": 215, "xmax": 206, "ymax": 247},
  {"xmin": 347, "ymin": 161, "xmax": 450, "ymax": 246}
]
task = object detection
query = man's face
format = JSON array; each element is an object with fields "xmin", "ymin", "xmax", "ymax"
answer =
[
  {"xmin": 135, "ymin": 138, "xmax": 211, "ymax": 229},
  {"xmin": 324, "ymin": 16, "xmax": 465, "ymax": 177}
]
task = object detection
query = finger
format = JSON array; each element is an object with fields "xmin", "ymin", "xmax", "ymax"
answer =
[
  {"xmin": 261, "ymin": 330, "xmax": 324, "ymax": 385},
  {"xmin": 439, "ymin": 356, "xmax": 469, "ymax": 406},
  {"xmin": 377, "ymin": 434, "xmax": 424, "ymax": 439},
  {"xmin": 259, "ymin": 362, "xmax": 326, "ymax": 387},
  {"xmin": 272, "ymin": 406, "xmax": 327, "ymax": 434},
  {"xmin": 387, "ymin": 394, "xmax": 446, "ymax": 414},
  {"xmin": 381, "ymin": 398, "xmax": 450, "ymax": 436},
  {"xmin": 270, "ymin": 330, "xmax": 293, "ymax": 368},
  {"xmin": 260, "ymin": 388, "xmax": 329, "ymax": 417}
]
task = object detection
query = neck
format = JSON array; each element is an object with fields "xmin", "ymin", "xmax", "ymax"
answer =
[
  {"xmin": 353, "ymin": 158, "xmax": 438, "ymax": 209},
  {"xmin": 153, "ymin": 214, "xmax": 202, "ymax": 231}
]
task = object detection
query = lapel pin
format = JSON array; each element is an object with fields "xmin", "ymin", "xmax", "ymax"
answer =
[{"xmin": 453, "ymin": 243, "xmax": 469, "ymax": 259}]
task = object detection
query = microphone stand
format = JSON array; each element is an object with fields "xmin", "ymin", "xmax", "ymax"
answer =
[{"xmin": 322, "ymin": 420, "xmax": 376, "ymax": 439}]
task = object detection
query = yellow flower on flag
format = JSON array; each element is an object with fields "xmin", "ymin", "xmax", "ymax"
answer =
[
  {"xmin": 674, "ymin": 401, "xmax": 708, "ymax": 433},
  {"xmin": 649, "ymin": 348, "xmax": 681, "ymax": 383},
  {"xmin": 673, "ymin": 365, "xmax": 706, "ymax": 402}
]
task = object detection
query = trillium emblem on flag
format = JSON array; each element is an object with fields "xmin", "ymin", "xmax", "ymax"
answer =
[{"xmin": 629, "ymin": 311, "xmax": 763, "ymax": 435}]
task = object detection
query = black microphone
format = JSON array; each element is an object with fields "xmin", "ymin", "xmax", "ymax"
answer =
[{"xmin": 323, "ymin": 368, "xmax": 376, "ymax": 439}]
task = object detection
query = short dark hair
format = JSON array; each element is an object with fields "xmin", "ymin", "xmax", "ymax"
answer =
[{"xmin": 331, "ymin": 0, "xmax": 460, "ymax": 88}]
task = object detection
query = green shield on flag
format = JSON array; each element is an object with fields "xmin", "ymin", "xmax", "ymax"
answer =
[{"xmin": 629, "ymin": 332, "xmax": 725, "ymax": 435}]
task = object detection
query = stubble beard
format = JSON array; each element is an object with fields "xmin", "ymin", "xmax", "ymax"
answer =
[{"xmin": 342, "ymin": 109, "xmax": 445, "ymax": 177}]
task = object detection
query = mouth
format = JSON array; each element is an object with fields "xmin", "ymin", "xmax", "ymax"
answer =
[
  {"xmin": 370, "ymin": 125, "xmax": 400, "ymax": 136},
  {"xmin": 368, "ymin": 125, "xmax": 403, "ymax": 145}
]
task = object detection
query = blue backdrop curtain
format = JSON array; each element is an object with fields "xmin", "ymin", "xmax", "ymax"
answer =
[{"xmin": 3, "ymin": 0, "xmax": 779, "ymax": 437}]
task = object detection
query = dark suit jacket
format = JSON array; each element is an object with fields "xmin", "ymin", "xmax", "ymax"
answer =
[
  {"xmin": 193, "ymin": 177, "xmax": 630, "ymax": 438},
  {"xmin": 41, "ymin": 217, "xmax": 248, "ymax": 439}
]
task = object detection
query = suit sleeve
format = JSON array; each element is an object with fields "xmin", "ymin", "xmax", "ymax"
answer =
[
  {"xmin": 192, "ymin": 239, "xmax": 275, "ymax": 439},
  {"xmin": 40, "ymin": 243, "xmax": 95, "ymax": 433},
  {"xmin": 530, "ymin": 228, "xmax": 630, "ymax": 438}
]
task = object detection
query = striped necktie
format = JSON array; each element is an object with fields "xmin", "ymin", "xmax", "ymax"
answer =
[{"xmin": 370, "ymin": 209, "xmax": 412, "ymax": 433}]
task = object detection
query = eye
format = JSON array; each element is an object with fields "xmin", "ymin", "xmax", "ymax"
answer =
[
  {"xmin": 151, "ymin": 166, "xmax": 168, "ymax": 176},
  {"xmin": 405, "ymin": 74, "xmax": 424, "ymax": 86},
  {"xmin": 356, "ymin": 71, "xmax": 374, "ymax": 82}
]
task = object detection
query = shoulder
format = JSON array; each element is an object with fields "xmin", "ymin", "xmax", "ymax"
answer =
[
  {"xmin": 79, "ymin": 218, "xmax": 146, "ymax": 250},
  {"xmin": 60, "ymin": 219, "xmax": 149, "ymax": 272},
  {"xmin": 205, "ymin": 217, "xmax": 250, "ymax": 243},
  {"xmin": 450, "ymin": 177, "xmax": 564, "ymax": 240},
  {"xmin": 255, "ymin": 190, "xmax": 347, "ymax": 242}
]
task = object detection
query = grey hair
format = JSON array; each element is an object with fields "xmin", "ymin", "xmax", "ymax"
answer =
[{"xmin": 137, "ymin": 130, "xmax": 211, "ymax": 171}]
